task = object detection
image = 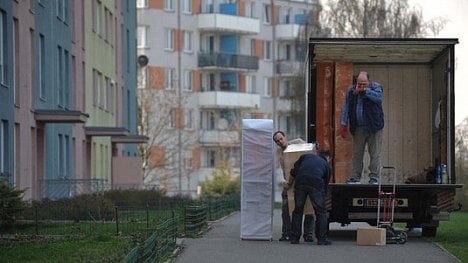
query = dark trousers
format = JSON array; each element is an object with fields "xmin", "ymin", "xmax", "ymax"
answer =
[
  {"xmin": 282, "ymin": 189, "xmax": 315, "ymax": 238},
  {"xmin": 291, "ymin": 185, "xmax": 328, "ymax": 242}
]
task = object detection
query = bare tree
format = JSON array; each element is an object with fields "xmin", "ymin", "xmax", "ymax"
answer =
[
  {"xmin": 322, "ymin": 0, "xmax": 446, "ymax": 38},
  {"xmin": 137, "ymin": 68, "xmax": 198, "ymax": 194}
]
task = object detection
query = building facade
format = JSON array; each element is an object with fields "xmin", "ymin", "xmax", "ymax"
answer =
[
  {"xmin": 2, "ymin": 0, "xmax": 144, "ymax": 200},
  {"xmin": 137, "ymin": 0, "xmax": 322, "ymax": 196}
]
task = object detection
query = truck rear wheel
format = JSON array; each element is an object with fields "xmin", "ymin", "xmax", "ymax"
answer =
[{"xmin": 422, "ymin": 226, "xmax": 437, "ymax": 237}]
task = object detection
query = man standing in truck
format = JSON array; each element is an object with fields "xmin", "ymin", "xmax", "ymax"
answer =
[
  {"xmin": 339, "ymin": 71, "xmax": 384, "ymax": 184},
  {"xmin": 273, "ymin": 131, "xmax": 315, "ymax": 242}
]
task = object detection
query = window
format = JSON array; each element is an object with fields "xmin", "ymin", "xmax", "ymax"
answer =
[
  {"xmin": 165, "ymin": 28, "xmax": 174, "ymax": 50},
  {"xmin": 56, "ymin": 0, "xmax": 68, "ymax": 22},
  {"xmin": 263, "ymin": 4, "xmax": 271, "ymax": 24},
  {"xmin": 203, "ymin": 149, "xmax": 216, "ymax": 168},
  {"xmin": 278, "ymin": 115, "xmax": 291, "ymax": 134},
  {"xmin": 182, "ymin": 0, "xmax": 192, "ymax": 14},
  {"xmin": 165, "ymin": 68, "xmax": 174, "ymax": 90},
  {"xmin": 13, "ymin": 18, "xmax": 19, "ymax": 106},
  {"xmin": 93, "ymin": 69, "xmax": 103, "ymax": 107},
  {"xmin": 38, "ymin": 34, "xmax": 46, "ymax": 99},
  {"xmin": 246, "ymin": 1, "xmax": 255, "ymax": 18},
  {"xmin": 280, "ymin": 80, "xmax": 291, "ymax": 97},
  {"xmin": 245, "ymin": 75, "xmax": 255, "ymax": 94},
  {"xmin": 137, "ymin": 26, "xmax": 148, "ymax": 48},
  {"xmin": 183, "ymin": 31, "xmax": 192, "ymax": 52},
  {"xmin": 104, "ymin": 77, "xmax": 110, "ymax": 111},
  {"xmin": 169, "ymin": 109, "xmax": 175, "ymax": 128},
  {"xmin": 164, "ymin": 0, "xmax": 173, "ymax": 11},
  {"xmin": 0, "ymin": 11, "xmax": 5, "ymax": 85},
  {"xmin": 183, "ymin": 70, "xmax": 192, "ymax": 91},
  {"xmin": 184, "ymin": 109, "xmax": 193, "ymax": 129},
  {"xmin": 58, "ymin": 134, "xmax": 64, "ymax": 177},
  {"xmin": 57, "ymin": 46, "xmax": 64, "ymax": 107},
  {"xmin": 263, "ymin": 77, "xmax": 271, "ymax": 97},
  {"xmin": 0, "ymin": 120, "xmax": 7, "ymax": 173},
  {"xmin": 136, "ymin": 0, "xmax": 148, "ymax": 8},
  {"xmin": 264, "ymin": 41, "xmax": 271, "ymax": 60},
  {"xmin": 92, "ymin": 0, "xmax": 102, "ymax": 35},
  {"xmin": 200, "ymin": 111, "xmax": 215, "ymax": 130}
]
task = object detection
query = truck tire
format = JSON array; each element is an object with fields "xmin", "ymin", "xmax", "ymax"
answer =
[{"xmin": 422, "ymin": 226, "xmax": 437, "ymax": 237}]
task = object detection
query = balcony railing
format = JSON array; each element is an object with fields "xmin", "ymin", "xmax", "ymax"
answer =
[
  {"xmin": 276, "ymin": 60, "xmax": 303, "ymax": 75},
  {"xmin": 198, "ymin": 91, "xmax": 260, "ymax": 109},
  {"xmin": 199, "ymin": 130, "xmax": 240, "ymax": 145},
  {"xmin": 198, "ymin": 52, "xmax": 259, "ymax": 70},
  {"xmin": 198, "ymin": 13, "xmax": 260, "ymax": 34}
]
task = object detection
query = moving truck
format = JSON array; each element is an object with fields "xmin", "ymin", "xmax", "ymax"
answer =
[{"xmin": 307, "ymin": 38, "xmax": 463, "ymax": 236}]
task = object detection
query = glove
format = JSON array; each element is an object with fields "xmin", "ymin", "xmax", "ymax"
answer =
[{"xmin": 340, "ymin": 125, "xmax": 348, "ymax": 139}]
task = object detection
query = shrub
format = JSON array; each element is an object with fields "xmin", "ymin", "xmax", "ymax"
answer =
[
  {"xmin": 0, "ymin": 181, "xmax": 26, "ymax": 229},
  {"xmin": 200, "ymin": 162, "xmax": 240, "ymax": 198}
]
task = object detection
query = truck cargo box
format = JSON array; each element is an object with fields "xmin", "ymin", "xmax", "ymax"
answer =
[{"xmin": 307, "ymin": 38, "xmax": 463, "ymax": 236}]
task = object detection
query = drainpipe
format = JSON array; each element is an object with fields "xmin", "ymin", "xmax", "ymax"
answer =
[
  {"xmin": 177, "ymin": 0, "xmax": 182, "ymax": 194},
  {"xmin": 271, "ymin": 0, "xmax": 277, "ymax": 129}
]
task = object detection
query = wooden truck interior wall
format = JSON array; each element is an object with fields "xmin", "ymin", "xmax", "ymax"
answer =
[{"xmin": 316, "ymin": 54, "xmax": 449, "ymax": 184}]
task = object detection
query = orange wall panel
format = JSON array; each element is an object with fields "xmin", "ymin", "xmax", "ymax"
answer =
[
  {"xmin": 149, "ymin": 146, "xmax": 165, "ymax": 168},
  {"xmin": 192, "ymin": 70, "xmax": 201, "ymax": 92},
  {"xmin": 148, "ymin": 0, "xmax": 163, "ymax": 10},
  {"xmin": 334, "ymin": 62, "xmax": 354, "ymax": 183},
  {"xmin": 255, "ymin": 39, "xmax": 264, "ymax": 59},
  {"xmin": 239, "ymin": 74, "xmax": 246, "ymax": 93},
  {"xmin": 148, "ymin": 66, "xmax": 165, "ymax": 89},
  {"xmin": 238, "ymin": 0, "xmax": 245, "ymax": 16}
]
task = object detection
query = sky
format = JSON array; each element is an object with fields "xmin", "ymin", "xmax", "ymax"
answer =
[
  {"xmin": 408, "ymin": 0, "xmax": 468, "ymax": 125},
  {"xmin": 321, "ymin": 0, "xmax": 468, "ymax": 125}
]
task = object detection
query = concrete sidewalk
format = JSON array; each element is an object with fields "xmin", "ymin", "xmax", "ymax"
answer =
[{"xmin": 173, "ymin": 209, "xmax": 460, "ymax": 263}]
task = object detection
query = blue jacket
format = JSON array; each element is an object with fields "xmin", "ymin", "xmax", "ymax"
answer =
[
  {"xmin": 290, "ymin": 154, "xmax": 332, "ymax": 190},
  {"xmin": 341, "ymin": 81, "xmax": 384, "ymax": 135}
]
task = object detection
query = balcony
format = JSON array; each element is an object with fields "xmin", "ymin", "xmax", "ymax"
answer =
[
  {"xmin": 198, "ymin": 52, "xmax": 259, "ymax": 71},
  {"xmin": 198, "ymin": 91, "xmax": 260, "ymax": 109},
  {"xmin": 199, "ymin": 130, "xmax": 240, "ymax": 146},
  {"xmin": 276, "ymin": 60, "xmax": 303, "ymax": 75},
  {"xmin": 198, "ymin": 13, "xmax": 260, "ymax": 34},
  {"xmin": 275, "ymin": 24, "xmax": 301, "ymax": 40}
]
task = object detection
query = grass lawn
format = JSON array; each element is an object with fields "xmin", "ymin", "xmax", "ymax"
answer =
[
  {"xmin": 431, "ymin": 211, "xmax": 468, "ymax": 263},
  {"xmin": 0, "ymin": 234, "xmax": 134, "ymax": 263}
]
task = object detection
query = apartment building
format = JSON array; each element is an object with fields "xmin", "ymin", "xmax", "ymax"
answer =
[
  {"xmin": 1, "ymin": 0, "xmax": 143, "ymax": 200},
  {"xmin": 137, "ymin": 0, "xmax": 322, "ymax": 196}
]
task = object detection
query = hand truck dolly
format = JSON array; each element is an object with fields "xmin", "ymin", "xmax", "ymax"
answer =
[{"xmin": 377, "ymin": 166, "xmax": 408, "ymax": 244}]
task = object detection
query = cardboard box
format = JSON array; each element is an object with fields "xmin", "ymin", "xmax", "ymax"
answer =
[
  {"xmin": 283, "ymin": 143, "xmax": 316, "ymax": 217},
  {"xmin": 357, "ymin": 227, "xmax": 386, "ymax": 246}
]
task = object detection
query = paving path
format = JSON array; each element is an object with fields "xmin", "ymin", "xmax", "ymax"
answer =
[{"xmin": 173, "ymin": 209, "xmax": 460, "ymax": 263}]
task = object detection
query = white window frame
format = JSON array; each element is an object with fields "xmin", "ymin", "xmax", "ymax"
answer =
[
  {"xmin": 246, "ymin": 1, "xmax": 255, "ymax": 18},
  {"xmin": 0, "ymin": 120, "xmax": 5, "ymax": 173},
  {"xmin": 137, "ymin": 26, "xmax": 148, "ymax": 48},
  {"xmin": 245, "ymin": 75, "xmax": 255, "ymax": 94},
  {"xmin": 182, "ymin": 0, "xmax": 192, "ymax": 14},
  {"xmin": 183, "ymin": 70, "xmax": 192, "ymax": 91},
  {"xmin": 165, "ymin": 68, "xmax": 174, "ymax": 90},
  {"xmin": 183, "ymin": 31, "xmax": 192, "ymax": 52},
  {"xmin": 263, "ymin": 77, "xmax": 271, "ymax": 97},
  {"xmin": 164, "ymin": 0, "xmax": 174, "ymax": 11},
  {"xmin": 136, "ymin": 0, "xmax": 148, "ymax": 8},
  {"xmin": 263, "ymin": 4, "xmax": 271, "ymax": 24},
  {"xmin": 165, "ymin": 28, "xmax": 174, "ymax": 50},
  {"xmin": 184, "ymin": 109, "xmax": 193, "ymax": 129},
  {"xmin": 264, "ymin": 41, "xmax": 271, "ymax": 60},
  {"xmin": 0, "ymin": 11, "xmax": 5, "ymax": 85}
]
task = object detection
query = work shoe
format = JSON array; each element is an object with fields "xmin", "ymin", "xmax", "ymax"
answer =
[
  {"xmin": 303, "ymin": 236, "xmax": 315, "ymax": 242},
  {"xmin": 368, "ymin": 178, "xmax": 379, "ymax": 185},
  {"xmin": 290, "ymin": 238, "xmax": 300, "ymax": 244},
  {"xmin": 317, "ymin": 239, "xmax": 332, "ymax": 245},
  {"xmin": 346, "ymin": 177, "xmax": 361, "ymax": 184},
  {"xmin": 279, "ymin": 235, "xmax": 290, "ymax": 241}
]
